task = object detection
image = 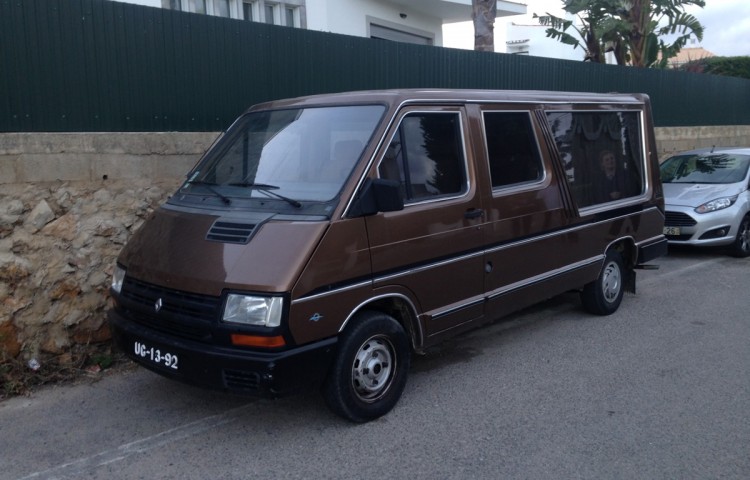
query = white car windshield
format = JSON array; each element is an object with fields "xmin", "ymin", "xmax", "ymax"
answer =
[
  {"xmin": 660, "ymin": 154, "xmax": 750, "ymax": 184},
  {"xmin": 183, "ymin": 105, "xmax": 385, "ymax": 205}
]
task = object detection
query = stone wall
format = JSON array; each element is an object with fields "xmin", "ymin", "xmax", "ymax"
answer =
[
  {"xmin": 1, "ymin": 126, "xmax": 749, "ymax": 369},
  {"xmin": 655, "ymin": 125, "xmax": 750, "ymax": 159},
  {"xmin": 0, "ymin": 179, "xmax": 180, "ymax": 367},
  {"xmin": 1, "ymin": 133, "xmax": 216, "ymax": 369}
]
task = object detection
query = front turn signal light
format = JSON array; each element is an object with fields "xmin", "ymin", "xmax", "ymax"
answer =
[{"xmin": 230, "ymin": 334, "xmax": 286, "ymax": 348}]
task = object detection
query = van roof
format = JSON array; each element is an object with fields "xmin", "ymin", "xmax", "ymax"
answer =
[{"xmin": 248, "ymin": 89, "xmax": 648, "ymax": 111}]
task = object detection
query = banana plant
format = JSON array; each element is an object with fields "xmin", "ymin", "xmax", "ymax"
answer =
[{"xmin": 535, "ymin": 0, "xmax": 705, "ymax": 67}]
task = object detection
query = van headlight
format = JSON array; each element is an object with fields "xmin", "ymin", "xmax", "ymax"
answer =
[
  {"xmin": 111, "ymin": 264, "xmax": 126, "ymax": 294},
  {"xmin": 695, "ymin": 195, "xmax": 737, "ymax": 214},
  {"xmin": 223, "ymin": 294, "xmax": 283, "ymax": 327}
]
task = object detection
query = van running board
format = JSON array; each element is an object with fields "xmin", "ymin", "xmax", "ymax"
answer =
[{"xmin": 635, "ymin": 264, "xmax": 660, "ymax": 270}]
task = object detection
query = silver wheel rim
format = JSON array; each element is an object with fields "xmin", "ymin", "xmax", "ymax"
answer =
[
  {"xmin": 351, "ymin": 334, "xmax": 395, "ymax": 403},
  {"xmin": 739, "ymin": 220, "xmax": 750, "ymax": 253},
  {"xmin": 602, "ymin": 260, "xmax": 622, "ymax": 304}
]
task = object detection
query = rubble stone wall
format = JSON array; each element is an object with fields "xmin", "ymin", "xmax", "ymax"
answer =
[
  {"xmin": 0, "ymin": 179, "xmax": 179, "ymax": 365},
  {"xmin": 1, "ymin": 126, "xmax": 749, "ymax": 368},
  {"xmin": 0, "ymin": 132, "xmax": 216, "ymax": 368}
]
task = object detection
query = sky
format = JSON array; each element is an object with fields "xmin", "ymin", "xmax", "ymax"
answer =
[{"xmin": 443, "ymin": 0, "xmax": 750, "ymax": 57}]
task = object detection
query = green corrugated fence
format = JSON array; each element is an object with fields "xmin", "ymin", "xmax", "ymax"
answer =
[{"xmin": 1, "ymin": 0, "xmax": 749, "ymax": 132}]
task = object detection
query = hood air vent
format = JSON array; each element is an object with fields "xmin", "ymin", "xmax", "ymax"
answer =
[{"xmin": 206, "ymin": 220, "xmax": 257, "ymax": 244}]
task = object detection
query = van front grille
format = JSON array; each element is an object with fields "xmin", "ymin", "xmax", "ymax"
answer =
[
  {"xmin": 207, "ymin": 220, "xmax": 256, "ymax": 244},
  {"xmin": 119, "ymin": 277, "xmax": 220, "ymax": 342},
  {"xmin": 665, "ymin": 211, "xmax": 697, "ymax": 227}
]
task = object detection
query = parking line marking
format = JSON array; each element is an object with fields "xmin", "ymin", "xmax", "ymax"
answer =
[
  {"xmin": 639, "ymin": 257, "xmax": 720, "ymax": 287},
  {"xmin": 17, "ymin": 403, "xmax": 255, "ymax": 480}
]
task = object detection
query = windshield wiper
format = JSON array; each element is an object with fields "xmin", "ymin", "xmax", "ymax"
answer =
[
  {"xmin": 227, "ymin": 182, "xmax": 302, "ymax": 208},
  {"xmin": 186, "ymin": 180, "xmax": 231, "ymax": 205}
]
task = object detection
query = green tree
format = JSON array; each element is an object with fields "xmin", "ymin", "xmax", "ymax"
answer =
[
  {"xmin": 680, "ymin": 56, "xmax": 750, "ymax": 79},
  {"xmin": 535, "ymin": 0, "xmax": 705, "ymax": 67},
  {"xmin": 472, "ymin": 0, "xmax": 497, "ymax": 52}
]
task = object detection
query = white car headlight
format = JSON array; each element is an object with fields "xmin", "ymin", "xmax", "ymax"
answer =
[
  {"xmin": 223, "ymin": 294, "xmax": 283, "ymax": 327},
  {"xmin": 695, "ymin": 195, "xmax": 737, "ymax": 214},
  {"xmin": 111, "ymin": 264, "xmax": 126, "ymax": 294}
]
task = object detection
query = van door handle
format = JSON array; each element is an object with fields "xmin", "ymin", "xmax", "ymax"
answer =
[{"xmin": 464, "ymin": 208, "xmax": 484, "ymax": 219}]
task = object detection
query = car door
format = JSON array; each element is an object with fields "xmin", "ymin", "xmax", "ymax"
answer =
[
  {"xmin": 477, "ymin": 105, "xmax": 585, "ymax": 319},
  {"xmin": 365, "ymin": 105, "xmax": 486, "ymax": 338}
]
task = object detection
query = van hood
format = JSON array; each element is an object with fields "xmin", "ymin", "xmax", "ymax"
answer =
[
  {"xmin": 663, "ymin": 182, "xmax": 744, "ymax": 207},
  {"xmin": 117, "ymin": 206, "xmax": 328, "ymax": 296}
]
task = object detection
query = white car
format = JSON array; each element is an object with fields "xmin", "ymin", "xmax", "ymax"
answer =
[{"xmin": 660, "ymin": 147, "xmax": 750, "ymax": 257}]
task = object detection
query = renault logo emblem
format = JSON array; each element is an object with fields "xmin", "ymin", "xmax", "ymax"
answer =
[{"xmin": 154, "ymin": 298, "xmax": 163, "ymax": 313}]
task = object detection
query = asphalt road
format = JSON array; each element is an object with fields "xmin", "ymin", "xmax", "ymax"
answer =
[{"xmin": 1, "ymin": 248, "xmax": 748, "ymax": 480}]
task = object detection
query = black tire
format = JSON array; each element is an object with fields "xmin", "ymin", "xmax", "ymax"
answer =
[
  {"xmin": 581, "ymin": 250, "xmax": 625, "ymax": 315},
  {"xmin": 729, "ymin": 215, "xmax": 750, "ymax": 258},
  {"xmin": 322, "ymin": 311, "xmax": 410, "ymax": 423}
]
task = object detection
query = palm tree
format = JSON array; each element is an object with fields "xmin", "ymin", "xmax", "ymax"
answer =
[{"xmin": 472, "ymin": 0, "xmax": 497, "ymax": 52}]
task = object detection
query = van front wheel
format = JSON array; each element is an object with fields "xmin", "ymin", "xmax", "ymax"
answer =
[
  {"xmin": 581, "ymin": 250, "xmax": 625, "ymax": 315},
  {"xmin": 323, "ymin": 311, "xmax": 410, "ymax": 423}
]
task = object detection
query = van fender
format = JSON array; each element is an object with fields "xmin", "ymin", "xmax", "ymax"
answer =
[
  {"xmin": 604, "ymin": 236, "xmax": 638, "ymax": 293},
  {"xmin": 605, "ymin": 236, "xmax": 637, "ymax": 265},
  {"xmin": 339, "ymin": 289, "xmax": 425, "ymax": 352}
]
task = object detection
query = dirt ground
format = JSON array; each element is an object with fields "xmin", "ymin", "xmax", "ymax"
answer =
[{"xmin": 1, "ymin": 342, "xmax": 135, "ymax": 400}]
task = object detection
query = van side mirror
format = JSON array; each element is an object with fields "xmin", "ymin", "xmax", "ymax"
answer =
[{"xmin": 348, "ymin": 179, "xmax": 404, "ymax": 217}]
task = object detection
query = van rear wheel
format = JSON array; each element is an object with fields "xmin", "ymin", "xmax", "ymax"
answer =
[
  {"xmin": 581, "ymin": 250, "xmax": 625, "ymax": 315},
  {"xmin": 323, "ymin": 311, "xmax": 410, "ymax": 423}
]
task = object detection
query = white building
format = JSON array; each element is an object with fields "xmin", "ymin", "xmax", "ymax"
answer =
[
  {"xmin": 505, "ymin": 20, "xmax": 584, "ymax": 61},
  {"xmin": 115, "ymin": 0, "xmax": 526, "ymax": 47}
]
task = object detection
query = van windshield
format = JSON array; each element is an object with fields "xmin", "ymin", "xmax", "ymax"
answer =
[
  {"xmin": 178, "ymin": 105, "xmax": 385, "ymax": 209},
  {"xmin": 660, "ymin": 154, "xmax": 750, "ymax": 184}
]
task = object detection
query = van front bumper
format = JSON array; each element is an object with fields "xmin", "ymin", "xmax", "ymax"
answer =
[{"xmin": 109, "ymin": 309, "xmax": 337, "ymax": 397}]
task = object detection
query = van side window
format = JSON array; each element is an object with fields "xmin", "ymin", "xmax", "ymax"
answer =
[
  {"xmin": 546, "ymin": 111, "xmax": 644, "ymax": 208},
  {"xmin": 378, "ymin": 112, "xmax": 467, "ymax": 203},
  {"xmin": 483, "ymin": 112, "xmax": 543, "ymax": 188}
]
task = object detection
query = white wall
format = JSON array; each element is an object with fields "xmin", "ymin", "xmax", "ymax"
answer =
[{"xmin": 306, "ymin": 0, "xmax": 444, "ymax": 45}]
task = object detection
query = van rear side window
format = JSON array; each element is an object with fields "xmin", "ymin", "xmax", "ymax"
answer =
[
  {"xmin": 546, "ymin": 111, "xmax": 644, "ymax": 208},
  {"xmin": 483, "ymin": 111, "xmax": 543, "ymax": 188},
  {"xmin": 378, "ymin": 112, "xmax": 467, "ymax": 203}
]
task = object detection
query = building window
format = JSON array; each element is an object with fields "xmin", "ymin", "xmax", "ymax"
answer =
[
  {"xmin": 215, "ymin": 0, "xmax": 230, "ymax": 17},
  {"xmin": 242, "ymin": 0, "xmax": 255, "ymax": 21},
  {"xmin": 264, "ymin": 3, "xmax": 276, "ymax": 24},
  {"xmin": 369, "ymin": 21, "xmax": 433, "ymax": 45},
  {"xmin": 172, "ymin": 0, "xmax": 302, "ymax": 26},
  {"xmin": 190, "ymin": 0, "xmax": 207, "ymax": 15},
  {"xmin": 285, "ymin": 7, "xmax": 295, "ymax": 27}
]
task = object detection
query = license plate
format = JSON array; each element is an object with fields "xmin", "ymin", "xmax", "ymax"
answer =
[
  {"xmin": 663, "ymin": 226, "xmax": 680, "ymax": 236},
  {"xmin": 134, "ymin": 341, "xmax": 179, "ymax": 370}
]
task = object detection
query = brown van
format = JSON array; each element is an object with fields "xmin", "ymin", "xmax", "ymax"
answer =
[{"xmin": 109, "ymin": 89, "xmax": 667, "ymax": 422}]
